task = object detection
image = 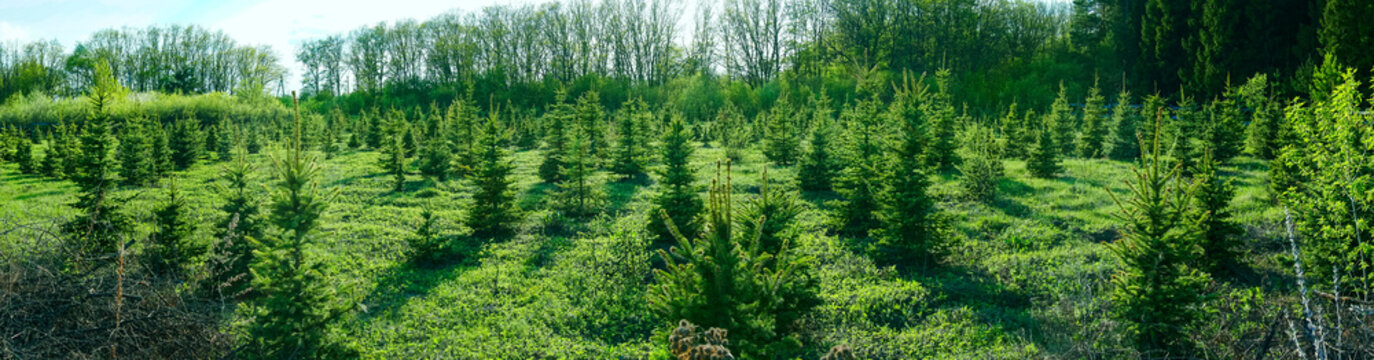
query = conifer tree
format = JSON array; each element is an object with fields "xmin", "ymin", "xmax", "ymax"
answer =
[
  {"xmin": 118, "ymin": 115, "xmax": 155, "ymax": 186},
  {"xmin": 999, "ymin": 103, "xmax": 1024, "ymax": 156},
  {"xmin": 465, "ymin": 110, "xmax": 519, "ymax": 239},
  {"xmin": 1109, "ymin": 116, "xmax": 1209, "ymax": 354},
  {"xmin": 539, "ymin": 91, "xmax": 574, "ymax": 183},
  {"xmin": 1048, "ymin": 82, "xmax": 1077, "ymax": 156},
  {"xmin": 576, "ymin": 91, "xmax": 606, "ymax": 165},
  {"xmin": 737, "ymin": 168, "xmax": 801, "ymax": 256},
  {"xmin": 834, "ymin": 98, "xmax": 886, "ymax": 237},
  {"xmin": 1027, "ymin": 117, "xmax": 1062, "ymax": 179},
  {"xmin": 418, "ymin": 131, "xmax": 452, "ymax": 182},
  {"xmin": 321, "ymin": 124, "xmax": 338, "ymax": 159},
  {"xmin": 925, "ymin": 69, "xmax": 960, "ymax": 171},
  {"xmin": 171, "ymin": 117, "xmax": 204, "ymax": 170},
  {"xmin": 763, "ymin": 97, "xmax": 801, "ymax": 166},
  {"xmin": 39, "ymin": 130, "xmax": 61, "ymax": 177},
  {"xmin": 716, "ymin": 104, "xmax": 748, "ymax": 161},
  {"xmin": 1137, "ymin": 95, "xmax": 1166, "ymax": 157},
  {"xmin": 1190, "ymin": 149, "xmax": 1241, "ymax": 273},
  {"xmin": 244, "ymin": 126, "xmax": 262, "ymax": 155},
  {"xmin": 448, "ymin": 99, "xmax": 478, "ymax": 175},
  {"xmin": 1106, "ymin": 90, "xmax": 1140, "ymax": 161},
  {"xmin": 1076, "ymin": 81, "xmax": 1108, "ymax": 158},
  {"xmin": 401, "ymin": 120, "xmax": 418, "ymax": 158},
  {"xmin": 1202, "ymin": 86, "xmax": 1246, "ymax": 163},
  {"xmin": 797, "ymin": 108, "xmax": 837, "ymax": 192},
  {"xmin": 874, "ymin": 77, "xmax": 946, "ymax": 268},
  {"xmin": 1171, "ymin": 95, "xmax": 1198, "ymax": 175},
  {"xmin": 1240, "ymin": 75, "xmax": 1280, "ymax": 159},
  {"xmin": 648, "ymin": 115, "xmax": 703, "ymax": 249},
  {"xmin": 380, "ymin": 115, "xmax": 408, "ymax": 192},
  {"xmin": 205, "ymin": 117, "xmax": 223, "ymax": 161},
  {"xmin": 215, "ymin": 120, "xmax": 234, "ymax": 161},
  {"xmin": 959, "ymin": 124, "xmax": 1004, "ymax": 202},
  {"xmin": 58, "ymin": 121, "xmax": 83, "ymax": 179},
  {"xmin": 651, "ymin": 161, "xmax": 819, "ymax": 358},
  {"xmin": 347, "ymin": 117, "xmax": 363, "ymax": 149},
  {"xmin": 612, "ymin": 97, "xmax": 652, "ymax": 177},
  {"xmin": 152, "ymin": 121, "xmax": 174, "ymax": 175},
  {"xmin": 365, "ymin": 109, "xmax": 384, "ymax": 149},
  {"xmin": 407, "ymin": 209, "xmax": 446, "ymax": 265},
  {"xmin": 1014, "ymin": 109, "xmax": 1038, "ymax": 160},
  {"xmin": 555, "ymin": 133, "xmax": 606, "ymax": 217},
  {"xmin": 211, "ymin": 139, "xmax": 260, "ymax": 295},
  {"xmin": 148, "ymin": 177, "xmax": 195, "ymax": 276},
  {"xmin": 63, "ymin": 61, "xmax": 131, "ymax": 256},
  {"xmin": 239, "ymin": 94, "xmax": 345, "ymax": 358},
  {"xmin": 14, "ymin": 136, "xmax": 35, "ymax": 175}
]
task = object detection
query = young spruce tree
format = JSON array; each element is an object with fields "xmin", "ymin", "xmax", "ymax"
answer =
[
  {"xmin": 1076, "ymin": 81, "xmax": 1108, "ymax": 158},
  {"xmin": 763, "ymin": 96, "xmax": 801, "ymax": 166},
  {"xmin": 465, "ymin": 110, "xmax": 519, "ymax": 239},
  {"xmin": 538, "ymin": 90, "xmax": 574, "ymax": 183},
  {"xmin": 1109, "ymin": 115, "xmax": 1209, "ymax": 355},
  {"xmin": 612, "ymin": 97, "xmax": 652, "ymax": 177},
  {"xmin": 239, "ymin": 94, "xmax": 346, "ymax": 358},
  {"xmin": 1027, "ymin": 115, "xmax": 1063, "ymax": 179},
  {"xmin": 925, "ymin": 69, "xmax": 960, "ymax": 171},
  {"xmin": 648, "ymin": 115, "xmax": 703, "ymax": 249},
  {"xmin": 835, "ymin": 97, "xmax": 886, "ymax": 237},
  {"xmin": 149, "ymin": 177, "xmax": 195, "ymax": 276},
  {"xmin": 118, "ymin": 115, "xmax": 155, "ymax": 185},
  {"xmin": 874, "ymin": 76, "xmax": 946, "ymax": 268},
  {"xmin": 1106, "ymin": 90, "xmax": 1140, "ymax": 161},
  {"xmin": 63, "ymin": 61, "xmax": 131, "ymax": 255},
  {"xmin": 797, "ymin": 104, "xmax": 837, "ymax": 192}
]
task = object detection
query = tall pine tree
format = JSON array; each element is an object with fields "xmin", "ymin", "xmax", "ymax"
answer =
[
  {"xmin": 576, "ymin": 91, "xmax": 606, "ymax": 166},
  {"xmin": 834, "ymin": 98, "xmax": 886, "ymax": 237},
  {"xmin": 874, "ymin": 76, "xmax": 946, "ymax": 268},
  {"xmin": 465, "ymin": 110, "xmax": 519, "ymax": 239},
  {"xmin": 62, "ymin": 61, "xmax": 131, "ymax": 255},
  {"xmin": 925, "ymin": 69, "xmax": 960, "ymax": 171},
  {"xmin": 648, "ymin": 115, "xmax": 703, "ymax": 249}
]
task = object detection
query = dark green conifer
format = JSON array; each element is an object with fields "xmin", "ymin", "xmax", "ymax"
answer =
[
  {"xmin": 612, "ymin": 97, "xmax": 652, "ymax": 177},
  {"xmin": 797, "ymin": 106, "xmax": 837, "ymax": 192},
  {"xmin": 380, "ymin": 116, "xmax": 408, "ymax": 192},
  {"xmin": 1027, "ymin": 117, "xmax": 1063, "ymax": 179},
  {"xmin": 539, "ymin": 91, "xmax": 574, "ymax": 183},
  {"xmin": 555, "ymin": 133, "xmax": 605, "ymax": 217},
  {"xmin": 1048, "ymin": 82, "xmax": 1077, "ymax": 156},
  {"xmin": 118, "ymin": 115, "xmax": 155, "ymax": 185},
  {"xmin": 648, "ymin": 115, "xmax": 704, "ymax": 249},
  {"xmin": 874, "ymin": 77, "xmax": 946, "ymax": 268},
  {"xmin": 170, "ymin": 117, "xmax": 204, "ymax": 170},
  {"xmin": 925, "ymin": 69, "xmax": 960, "ymax": 171},
  {"xmin": 1076, "ymin": 81, "xmax": 1108, "ymax": 158},
  {"xmin": 834, "ymin": 98, "xmax": 886, "ymax": 237},
  {"xmin": 63, "ymin": 61, "xmax": 132, "ymax": 255},
  {"xmin": 1106, "ymin": 90, "xmax": 1140, "ymax": 161},
  {"xmin": 763, "ymin": 96, "xmax": 800, "ymax": 166},
  {"xmin": 576, "ymin": 91, "xmax": 606, "ymax": 165},
  {"xmin": 149, "ymin": 177, "xmax": 195, "ymax": 276},
  {"xmin": 465, "ymin": 110, "xmax": 519, "ymax": 239},
  {"xmin": 14, "ymin": 136, "xmax": 35, "ymax": 175}
]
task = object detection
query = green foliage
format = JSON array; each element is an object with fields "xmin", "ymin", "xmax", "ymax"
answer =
[
  {"xmin": 737, "ymin": 168, "xmax": 802, "ymax": 257},
  {"xmin": 448, "ymin": 100, "xmax": 479, "ymax": 175},
  {"xmin": 998, "ymin": 103, "xmax": 1025, "ymax": 157},
  {"xmin": 14, "ymin": 135, "xmax": 35, "ymax": 174},
  {"xmin": 365, "ymin": 109, "xmax": 384, "ymax": 149},
  {"xmin": 1201, "ymin": 86, "xmax": 1245, "ymax": 163},
  {"xmin": 148, "ymin": 177, "xmax": 196, "ymax": 276},
  {"xmin": 715, "ymin": 104, "xmax": 749, "ymax": 162},
  {"xmin": 465, "ymin": 111, "xmax": 519, "ymax": 240},
  {"xmin": 555, "ymin": 132, "xmax": 607, "ymax": 218},
  {"xmin": 1190, "ymin": 150, "xmax": 1241, "ymax": 274},
  {"xmin": 575, "ymin": 91, "xmax": 606, "ymax": 165},
  {"xmin": 1076, "ymin": 81, "xmax": 1107, "ymax": 158},
  {"xmin": 238, "ymin": 96, "xmax": 346, "ymax": 359},
  {"xmin": 407, "ymin": 209, "xmax": 448, "ymax": 266},
  {"xmin": 1239, "ymin": 75, "xmax": 1280, "ymax": 160},
  {"xmin": 1169, "ymin": 95, "xmax": 1198, "ymax": 175},
  {"xmin": 650, "ymin": 162, "xmax": 819, "ymax": 359},
  {"xmin": 873, "ymin": 78, "xmax": 948, "ymax": 269},
  {"xmin": 379, "ymin": 115, "xmax": 409, "ymax": 192},
  {"xmin": 1108, "ymin": 119, "xmax": 1210, "ymax": 354},
  {"xmin": 1027, "ymin": 120, "xmax": 1062, "ymax": 179},
  {"xmin": 959, "ymin": 124, "xmax": 1004, "ymax": 203},
  {"xmin": 1106, "ymin": 90, "xmax": 1140, "ymax": 161},
  {"xmin": 649, "ymin": 115, "xmax": 703, "ymax": 249},
  {"xmin": 170, "ymin": 116, "xmax": 205, "ymax": 170},
  {"xmin": 209, "ymin": 141, "xmax": 260, "ymax": 295},
  {"xmin": 1046, "ymin": 83, "xmax": 1076, "ymax": 156},
  {"xmin": 418, "ymin": 130, "xmax": 451, "ymax": 182},
  {"xmin": 152, "ymin": 121, "xmax": 174, "ymax": 174},
  {"xmin": 925, "ymin": 70, "xmax": 960, "ymax": 172},
  {"xmin": 611, "ymin": 97, "xmax": 652, "ymax": 177},
  {"xmin": 798, "ymin": 108, "xmax": 837, "ymax": 192},
  {"xmin": 834, "ymin": 98, "xmax": 886, "ymax": 238},
  {"xmin": 1276, "ymin": 70, "xmax": 1374, "ymax": 292},
  {"xmin": 763, "ymin": 96, "xmax": 801, "ymax": 166},
  {"xmin": 117, "ymin": 115, "xmax": 155, "ymax": 185},
  {"xmin": 62, "ymin": 61, "xmax": 132, "ymax": 256},
  {"xmin": 539, "ymin": 91, "xmax": 573, "ymax": 183}
]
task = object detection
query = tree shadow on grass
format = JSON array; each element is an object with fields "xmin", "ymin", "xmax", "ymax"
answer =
[
  {"xmin": 910, "ymin": 263, "xmax": 1039, "ymax": 340},
  {"xmin": 354, "ymin": 238, "xmax": 478, "ymax": 323}
]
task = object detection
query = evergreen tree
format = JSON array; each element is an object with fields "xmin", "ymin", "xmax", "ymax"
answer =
[
  {"xmin": 347, "ymin": 117, "xmax": 363, "ymax": 149},
  {"xmin": 762, "ymin": 96, "xmax": 801, "ymax": 166},
  {"xmin": 63, "ymin": 61, "xmax": 132, "ymax": 256},
  {"xmin": 1106, "ymin": 90, "xmax": 1141, "ymax": 161},
  {"xmin": 215, "ymin": 120, "xmax": 234, "ymax": 161},
  {"xmin": 1190, "ymin": 149, "xmax": 1242, "ymax": 273},
  {"xmin": 834, "ymin": 98, "xmax": 886, "ymax": 237},
  {"xmin": 14, "ymin": 136, "xmax": 35, "ymax": 175},
  {"xmin": 448, "ymin": 100, "xmax": 478, "ymax": 175},
  {"xmin": 1171, "ymin": 95, "xmax": 1198, "ymax": 175},
  {"xmin": 1048, "ymin": 82, "xmax": 1077, "ymax": 156},
  {"xmin": 465, "ymin": 111, "xmax": 519, "ymax": 239},
  {"xmin": 170, "ymin": 117, "xmax": 204, "ymax": 170},
  {"xmin": 959, "ymin": 124, "xmax": 1004, "ymax": 203},
  {"xmin": 998, "ymin": 103, "xmax": 1025, "ymax": 156},
  {"xmin": 1027, "ymin": 116, "xmax": 1063, "ymax": 179},
  {"xmin": 650, "ymin": 161, "xmax": 819, "ymax": 358},
  {"xmin": 555, "ymin": 133, "xmax": 605, "ymax": 217},
  {"xmin": 716, "ymin": 104, "xmax": 749, "ymax": 161},
  {"xmin": 58, "ymin": 121, "xmax": 83, "ymax": 179},
  {"xmin": 612, "ymin": 97, "xmax": 652, "ymax": 177},
  {"xmin": 575, "ymin": 92, "xmax": 606, "ymax": 166},
  {"xmin": 401, "ymin": 121, "xmax": 418, "ymax": 158},
  {"xmin": 407, "ymin": 209, "xmax": 446, "ymax": 266},
  {"xmin": 244, "ymin": 126, "xmax": 263, "ymax": 154},
  {"xmin": 39, "ymin": 130, "xmax": 61, "ymax": 177},
  {"xmin": 117, "ymin": 115, "xmax": 155, "ymax": 186},
  {"xmin": 1015, "ymin": 109, "xmax": 1038, "ymax": 160},
  {"xmin": 1137, "ymin": 95, "xmax": 1167, "ymax": 157},
  {"xmin": 211, "ymin": 139, "xmax": 260, "ymax": 295},
  {"xmin": 418, "ymin": 129, "xmax": 452, "ymax": 182},
  {"xmin": 648, "ymin": 115, "xmax": 704, "ymax": 249},
  {"xmin": 925, "ymin": 69, "xmax": 960, "ymax": 171},
  {"xmin": 1076, "ymin": 81, "xmax": 1108, "ymax": 158},
  {"xmin": 1239, "ymin": 74, "xmax": 1280, "ymax": 159},
  {"xmin": 205, "ymin": 117, "xmax": 223, "ymax": 161},
  {"xmin": 797, "ymin": 108, "xmax": 837, "ymax": 192},
  {"xmin": 239, "ymin": 94, "xmax": 345, "ymax": 358},
  {"xmin": 1202, "ymin": 85, "xmax": 1246, "ymax": 163},
  {"xmin": 539, "ymin": 91, "xmax": 574, "ymax": 183},
  {"xmin": 148, "ymin": 177, "xmax": 195, "ymax": 276},
  {"xmin": 152, "ymin": 121, "xmax": 174, "ymax": 175},
  {"xmin": 365, "ymin": 109, "xmax": 384, "ymax": 149},
  {"xmin": 379, "ymin": 116, "xmax": 408, "ymax": 192},
  {"xmin": 737, "ymin": 167, "xmax": 802, "ymax": 256},
  {"xmin": 874, "ymin": 79, "xmax": 946, "ymax": 268},
  {"xmin": 321, "ymin": 124, "xmax": 338, "ymax": 159},
  {"xmin": 1109, "ymin": 116, "xmax": 1209, "ymax": 354}
]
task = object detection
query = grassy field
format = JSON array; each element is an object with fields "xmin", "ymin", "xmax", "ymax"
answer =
[{"xmin": 0, "ymin": 141, "xmax": 1295, "ymax": 359}]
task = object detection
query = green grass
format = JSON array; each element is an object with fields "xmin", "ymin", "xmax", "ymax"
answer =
[{"xmin": 0, "ymin": 142, "xmax": 1290, "ymax": 359}]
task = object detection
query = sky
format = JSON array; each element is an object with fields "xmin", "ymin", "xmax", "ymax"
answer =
[{"xmin": 0, "ymin": 0, "xmax": 547, "ymax": 91}]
